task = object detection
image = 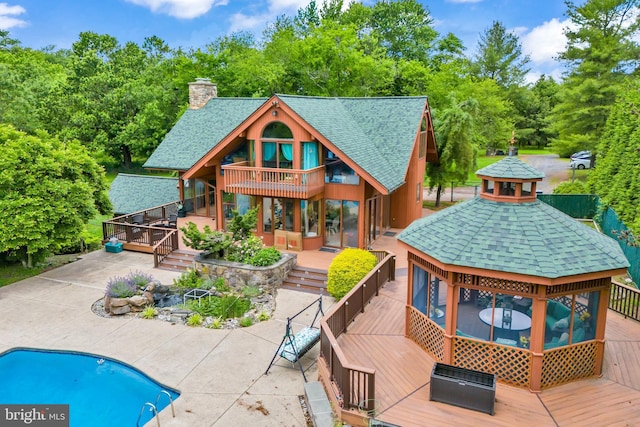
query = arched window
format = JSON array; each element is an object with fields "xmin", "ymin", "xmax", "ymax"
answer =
[{"xmin": 262, "ymin": 122, "xmax": 293, "ymax": 169}]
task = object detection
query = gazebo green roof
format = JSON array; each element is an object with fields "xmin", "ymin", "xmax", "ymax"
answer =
[
  {"xmin": 109, "ymin": 174, "xmax": 179, "ymax": 215},
  {"xmin": 397, "ymin": 197, "xmax": 629, "ymax": 279},
  {"xmin": 476, "ymin": 156, "xmax": 545, "ymax": 180}
]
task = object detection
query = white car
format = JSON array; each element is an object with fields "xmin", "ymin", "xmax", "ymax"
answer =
[{"xmin": 569, "ymin": 154, "xmax": 592, "ymax": 169}]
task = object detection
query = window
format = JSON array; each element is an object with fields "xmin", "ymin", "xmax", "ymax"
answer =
[
  {"xmin": 419, "ymin": 118, "xmax": 427, "ymax": 159},
  {"xmin": 324, "ymin": 149, "xmax": 358, "ymax": 185},
  {"xmin": 263, "ymin": 198, "xmax": 293, "ymax": 232},
  {"xmin": 301, "ymin": 200, "xmax": 319, "ymax": 237},
  {"xmin": 522, "ymin": 182, "xmax": 532, "ymax": 196},
  {"xmin": 499, "ymin": 181, "xmax": 516, "ymax": 196},
  {"xmin": 412, "ymin": 266, "xmax": 446, "ymax": 326},
  {"xmin": 483, "ymin": 180, "xmax": 494, "ymax": 194},
  {"xmin": 544, "ymin": 293, "xmax": 597, "ymax": 348},
  {"xmin": 262, "ymin": 122, "xmax": 293, "ymax": 169}
]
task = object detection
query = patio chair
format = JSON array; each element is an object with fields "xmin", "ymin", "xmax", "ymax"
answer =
[
  {"xmin": 168, "ymin": 214, "xmax": 178, "ymax": 228},
  {"xmin": 131, "ymin": 214, "xmax": 144, "ymax": 225}
]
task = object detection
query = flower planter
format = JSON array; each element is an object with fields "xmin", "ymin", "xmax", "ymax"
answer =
[
  {"xmin": 430, "ymin": 363, "xmax": 496, "ymax": 415},
  {"xmin": 105, "ymin": 242, "xmax": 123, "ymax": 253}
]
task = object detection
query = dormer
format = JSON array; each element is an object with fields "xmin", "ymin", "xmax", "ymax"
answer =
[{"xmin": 475, "ymin": 156, "xmax": 544, "ymax": 203}]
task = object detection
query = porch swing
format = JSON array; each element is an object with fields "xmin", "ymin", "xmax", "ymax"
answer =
[{"xmin": 265, "ymin": 296, "xmax": 324, "ymax": 382}]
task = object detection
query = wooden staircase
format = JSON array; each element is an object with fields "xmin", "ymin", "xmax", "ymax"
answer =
[
  {"xmin": 157, "ymin": 249, "xmax": 197, "ymax": 272},
  {"xmin": 281, "ymin": 265, "xmax": 328, "ymax": 294}
]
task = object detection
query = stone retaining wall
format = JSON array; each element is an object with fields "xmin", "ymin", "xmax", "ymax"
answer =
[{"xmin": 194, "ymin": 252, "xmax": 296, "ymax": 293}]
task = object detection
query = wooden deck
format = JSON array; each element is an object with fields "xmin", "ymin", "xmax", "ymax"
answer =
[{"xmin": 336, "ymin": 273, "xmax": 640, "ymax": 427}]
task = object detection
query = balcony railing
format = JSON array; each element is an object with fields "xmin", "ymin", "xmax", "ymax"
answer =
[{"xmin": 222, "ymin": 162, "xmax": 325, "ymax": 199}]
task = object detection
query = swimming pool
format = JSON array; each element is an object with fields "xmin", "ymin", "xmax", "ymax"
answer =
[{"xmin": 0, "ymin": 348, "xmax": 180, "ymax": 426}]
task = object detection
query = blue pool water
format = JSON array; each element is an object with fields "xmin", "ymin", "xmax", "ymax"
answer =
[{"xmin": 0, "ymin": 348, "xmax": 180, "ymax": 426}]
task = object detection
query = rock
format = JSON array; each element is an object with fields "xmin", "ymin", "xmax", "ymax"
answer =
[
  {"xmin": 143, "ymin": 291, "xmax": 154, "ymax": 304},
  {"xmin": 111, "ymin": 305, "xmax": 131, "ymax": 315},
  {"xmin": 109, "ymin": 297, "xmax": 129, "ymax": 307},
  {"xmin": 128, "ymin": 295, "xmax": 148, "ymax": 307}
]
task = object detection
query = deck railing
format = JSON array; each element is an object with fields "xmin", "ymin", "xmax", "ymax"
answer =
[
  {"xmin": 319, "ymin": 252, "xmax": 395, "ymax": 415},
  {"xmin": 152, "ymin": 231, "xmax": 180, "ymax": 267},
  {"xmin": 102, "ymin": 202, "xmax": 180, "ymax": 254},
  {"xmin": 610, "ymin": 281, "xmax": 640, "ymax": 322},
  {"xmin": 222, "ymin": 162, "xmax": 325, "ymax": 199}
]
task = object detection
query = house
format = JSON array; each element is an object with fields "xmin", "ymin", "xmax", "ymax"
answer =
[
  {"xmin": 397, "ymin": 156, "xmax": 629, "ymax": 392},
  {"xmin": 138, "ymin": 78, "xmax": 438, "ymax": 250}
]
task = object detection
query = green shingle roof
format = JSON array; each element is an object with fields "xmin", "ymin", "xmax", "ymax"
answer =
[
  {"xmin": 109, "ymin": 174, "xmax": 179, "ymax": 214},
  {"xmin": 397, "ymin": 197, "xmax": 629, "ymax": 279},
  {"xmin": 144, "ymin": 95, "xmax": 428, "ymax": 192},
  {"xmin": 143, "ymin": 98, "xmax": 266, "ymax": 170},
  {"xmin": 476, "ymin": 156, "xmax": 545, "ymax": 179},
  {"xmin": 279, "ymin": 95, "xmax": 427, "ymax": 192}
]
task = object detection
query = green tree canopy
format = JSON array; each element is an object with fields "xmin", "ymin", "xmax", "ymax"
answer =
[
  {"xmin": 552, "ymin": 0, "xmax": 640, "ymax": 157},
  {"xmin": 0, "ymin": 125, "xmax": 112, "ymax": 267},
  {"xmin": 588, "ymin": 77, "xmax": 640, "ymax": 235}
]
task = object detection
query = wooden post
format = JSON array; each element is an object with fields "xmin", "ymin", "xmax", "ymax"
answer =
[{"xmin": 528, "ymin": 290, "xmax": 548, "ymax": 392}]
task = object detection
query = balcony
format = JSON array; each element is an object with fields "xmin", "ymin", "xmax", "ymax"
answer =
[{"xmin": 222, "ymin": 162, "xmax": 325, "ymax": 199}]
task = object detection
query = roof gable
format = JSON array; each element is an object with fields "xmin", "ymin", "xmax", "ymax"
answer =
[
  {"xmin": 398, "ymin": 197, "xmax": 629, "ymax": 279},
  {"xmin": 278, "ymin": 95, "xmax": 428, "ymax": 192}
]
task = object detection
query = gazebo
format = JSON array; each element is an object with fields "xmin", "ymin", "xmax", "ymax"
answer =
[{"xmin": 397, "ymin": 157, "xmax": 629, "ymax": 391}]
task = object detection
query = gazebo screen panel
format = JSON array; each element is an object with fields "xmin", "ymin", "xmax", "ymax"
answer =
[{"xmin": 456, "ymin": 273, "xmax": 538, "ymax": 296}]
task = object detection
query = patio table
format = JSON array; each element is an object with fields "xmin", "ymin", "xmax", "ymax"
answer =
[{"xmin": 478, "ymin": 307, "xmax": 531, "ymax": 331}]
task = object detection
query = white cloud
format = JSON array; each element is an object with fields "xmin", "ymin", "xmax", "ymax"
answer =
[
  {"xmin": 519, "ymin": 18, "xmax": 575, "ymax": 83},
  {"xmin": 125, "ymin": 0, "xmax": 227, "ymax": 19},
  {"xmin": 228, "ymin": 0, "xmax": 312, "ymax": 34},
  {"xmin": 0, "ymin": 2, "xmax": 27, "ymax": 30}
]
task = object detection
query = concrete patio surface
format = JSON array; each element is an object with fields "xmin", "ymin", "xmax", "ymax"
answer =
[{"xmin": 0, "ymin": 248, "xmax": 338, "ymax": 427}]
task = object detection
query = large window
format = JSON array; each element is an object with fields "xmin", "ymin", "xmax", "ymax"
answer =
[
  {"xmin": 263, "ymin": 198, "xmax": 293, "ymax": 232},
  {"xmin": 301, "ymin": 199, "xmax": 319, "ymax": 237},
  {"xmin": 262, "ymin": 122, "xmax": 293, "ymax": 169},
  {"xmin": 324, "ymin": 149, "xmax": 359, "ymax": 185},
  {"xmin": 412, "ymin": 266, "xmax": 446, "ymax": 325},
  {"xmin": 223, "ymin": 193, "xmax": 256, "ymax": 229},
  {"xmin": 324, "ymin": 200, "xmax": 359, "ymax": 247}
]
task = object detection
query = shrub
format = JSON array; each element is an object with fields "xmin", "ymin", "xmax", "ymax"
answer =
[
  {"xmin": 180, "ymin": 222, "xmax": 231, "ymax": 257},
  {"xmin": 172, "ymin": 269, "xmax": 203, "ymax": 290},
  {"xmin": 140, "ymin": 306, "xmax": 157, "ymax": 319},
  {"xmin": 226, "ymin": 235, "xmax": 263, "ymax": 263},
  {"xmin": 126, "ymin": 270, "xmax": 154, "ymax": 289},
  {"xmin": 257, "ymin": 310, "xmax": 271, "ymax": 322},
  {"xmin": 239, "ymin": 316, "xmax": 254, "ymax": 327},
  {"xmin": 185, "ymin": 295, "xmax": 251, "ymax": 319},
  {"xmin": 327, "ymin": 248, "xmax": 377, "ymax": 300},
  {"xmin": 186, "ymin": 313, "xmax": 203, "ymax": 327},
  {"xmin": 207, "ymin": 317, "xmax": 224, "ymax": 329},
  {"xmin": 248, "ymin": 247, "xmax": 281, "ymax": 266},
  {"xmin": 227, "ymin": 205, "xmax": 259, "ymax": 241},
  {"xmin": 553, "ymin": 181, "xmax": 588, "ymax": 194},
  {"xmin": 106, "ymin": 276, "xmax": 137, "ymax": 298},
  {"xmin": 213, "ymin": 277, "xmax": 230, "ymax": 293},
  {"xmin": 241, "ymin": 285, "xmax": 262, "ymax": 298}
]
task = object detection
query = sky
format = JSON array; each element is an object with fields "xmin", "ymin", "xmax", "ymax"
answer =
[{"xmin": 1, "ymin": 0, "xmax": 576, "ymax": 83}]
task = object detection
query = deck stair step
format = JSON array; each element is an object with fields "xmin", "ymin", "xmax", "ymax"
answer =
[
  {"xmin": 282, "ymin": 266, "xmax": 328, "ymax": 294},
  {"xmin": 157, "ymin": 249, "xmax": 197, "ymax": 272}
]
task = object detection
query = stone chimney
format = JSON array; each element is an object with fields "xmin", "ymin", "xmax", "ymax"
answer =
[{"xmin": 188, "ymin": 78, "xmax": 217, "ymax": 109}]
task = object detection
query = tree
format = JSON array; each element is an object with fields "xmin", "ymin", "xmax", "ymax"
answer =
[
  {"xmin": 587, "ymin": 77, "xmax": 640, "ymax": 235},
  {"xmin": 471, "ymin": 21, "xmax": 530, "ymax": 88},
  {"xmin": 552, "ymin": 0, "xmax": 640, "ymax": 157},
  {"xmin": 0, "ymin": 125, "xmax": 112, "ymax": 267},
  {"xmin": 425, "ymin": 97, "xmax": 478, "ymax": 206}
]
